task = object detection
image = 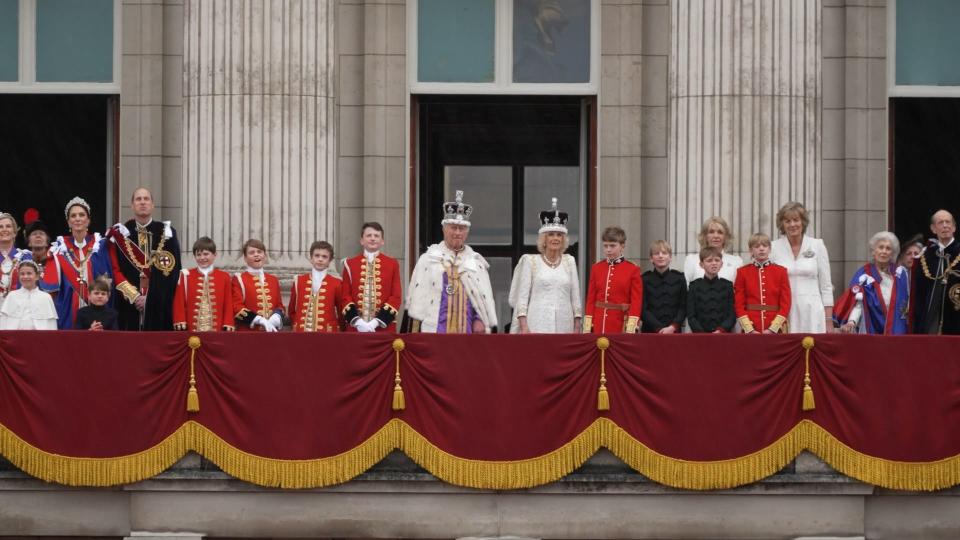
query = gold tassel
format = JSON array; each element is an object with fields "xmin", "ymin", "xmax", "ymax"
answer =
[
  {"xmin": 801, "ymin": 336, "xmax": 815, "ymax": 411},
  {"xmin": 187, "ymin": 336, "xmax": 202, "ymax": 413},
  {"xmin": 392, "ymin": 338, "xmax": 405, "ymax": 411},
  {"xmin": 597, "ymin": 337, "xmax": 610, "ymax": 411}
]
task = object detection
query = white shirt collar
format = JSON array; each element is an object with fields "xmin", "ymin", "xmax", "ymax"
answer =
[
  {"xmin": 197, "ymin": 264, "xmax": 214, "ymax": 276},
  {"xmin": 938, "ymin": 238, "xmax": 955, "ymax": 250},
  {"xmin": 364, "ymin": 250, "xmax": 379, "ymax": 263},
  {"xmin": 134, "ymin": 219, "xmax": 153, "ymax": 229},
  {"xmin": 311, "ymin": 268, "xmax": 327, "ymax": 293},
  {"xmin": 245, "ymin": 266, "xmax": 264, "ymax": 277}
]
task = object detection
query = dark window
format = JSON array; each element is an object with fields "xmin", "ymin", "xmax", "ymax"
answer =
[{"xmin": 417, "ymin": 95, "xmax": 590, "ymax": 329}]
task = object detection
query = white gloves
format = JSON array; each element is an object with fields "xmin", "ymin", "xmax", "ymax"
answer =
[
  {"xmin": 253, "ymin": 315, "xmax": 277, "ymax": 332},
  {"xmin": 353, "ymin": 318, "xmax": 378, "ymax": 333},
  {"xmin": 268, "ymin": 312, "xmax": 283, "ymax": 330}
]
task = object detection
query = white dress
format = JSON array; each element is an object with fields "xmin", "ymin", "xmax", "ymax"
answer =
[
  {"xmin": 683, "ymin": 252, "xmax": 743, "ymax": 284},
  {"xmin": 508, "ymin": 254, "xmax": 582, "ymax": 333},
  {"xmin": 770, "ymin": 235, "xmax": 834, "ymax": 333},
  {"xmin": 0, "ymin": 287, "xmax": 58, "ymax": 330}
]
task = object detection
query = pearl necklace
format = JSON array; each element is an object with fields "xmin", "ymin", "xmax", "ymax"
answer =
[{"xmin": 541, "ymin": 253, "xmax": 562, "ymax": 269}]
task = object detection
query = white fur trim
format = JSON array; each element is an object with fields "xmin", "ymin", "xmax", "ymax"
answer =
[
  {"xmin": 538, "ymin": 224, "xmax": 568, "ymax": 234},
  {"xmin": 440, "ymin": 217, "xmax": 471, "ymax": 227}
]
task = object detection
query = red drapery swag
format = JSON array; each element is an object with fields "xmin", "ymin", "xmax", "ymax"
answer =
[{"xmin": 0, "ymin": 332, "xmax": 958, "ymax": 490}]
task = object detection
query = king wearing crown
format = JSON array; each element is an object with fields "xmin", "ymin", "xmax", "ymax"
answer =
[{"xmin": 405, "ymin": 190, "xmax": 497, "ymax": 333}]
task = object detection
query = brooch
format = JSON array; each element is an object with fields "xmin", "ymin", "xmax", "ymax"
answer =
[{"xmin": 802, "ymin": 249, "xmax": 816, "ymax": 258}]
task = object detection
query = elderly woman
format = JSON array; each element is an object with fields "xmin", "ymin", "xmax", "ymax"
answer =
[
  {"xmin": 0, "ymin": 212, "xmax": 34, "ymax": 310},
  {"xmin": 683, "ymin": 216, "xmax": 743, "ymax": 284},
  {"xmin": 50, "ymin": 196, "xmax": 113, "ymax": 329},
  {"xmin": 508, "ymin": 198, "xmax": 582, "ymax": 333},
  {"xmin": 770, "ymin": 202, "xmax": 835, "ymax": 333},
  {"xmin": 835, "ymin": 232, "xmax": 909, "ymax": 335}
]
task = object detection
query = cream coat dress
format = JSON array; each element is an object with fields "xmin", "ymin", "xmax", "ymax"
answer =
[
  {"xmin": 771, "ymin": 235, "xmax": 834, "ymax": 333},
  {"xmin": 508, "ymin": 254, "xmax": 582, "ymax": 333}
]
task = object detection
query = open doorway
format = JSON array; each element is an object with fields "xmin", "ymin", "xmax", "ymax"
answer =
[
  {"xmin": 414, "ymin": 95, "xmax": 594, "ymax": 330},
  {"xmin": 0, "ymin": 94, "xmax": 117, "ymax": 244}
]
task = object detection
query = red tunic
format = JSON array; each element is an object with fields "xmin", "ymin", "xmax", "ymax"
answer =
[
  {"xmin": 172, "ymin": 268, "xmax": 235, "ymax": 332},
  {"xmin": 584, "ymin": 258, "xmax": 643, "ymax": 334},
  {"xmin": 734, "ymin": 260, "xmax": 792, "ymax": 333},
  {"xmin": 231, "ymin": 271, "xmax": 283, "ymax": 331},
  {"xmin": 288, "ymin": 272, "xmax": 346, "ymax": 332},
  {"xmin": 341, "ymin": 253, "xmax": 402, "ymax": 332}
]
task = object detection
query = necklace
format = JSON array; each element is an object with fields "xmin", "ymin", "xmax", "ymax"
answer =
[
  {"xmin": 63, "ymin": 236, "xmax": 93, "ymax": 273},
  {"xmin": 919, "ymin": 249, "xmax": 960, "ymax": 285},
  {"xmin": 541, "ymin": 253, "xmax": 562, "ymax": 269}
]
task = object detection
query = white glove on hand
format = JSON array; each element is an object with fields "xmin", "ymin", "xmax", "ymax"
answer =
[
  {"xmin": 268, "ymin": 312, "xmax": 283, "ymax": 330},
  {"xmin": 355, "ymin": 319, "xmax": 376, "ymax": 333},
  {"xmin": 253, "ymin": 315, "xmax": 277, "ymax": 332}
]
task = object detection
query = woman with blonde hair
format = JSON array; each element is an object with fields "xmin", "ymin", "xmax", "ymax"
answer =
[
  {"xmin": 508, "ymin": 198, "xmax": 582, "ymax": 333},
  {"xmin": 683, "ymin": 216, "xmax": 742, "ymax": 284},
  {"xmin": 770, "ymin": 202, "xmax": 835, "ymax": 333},
  {"xmin": 0, "ymin": 212, "xmax": 34, "ymax": 310}
]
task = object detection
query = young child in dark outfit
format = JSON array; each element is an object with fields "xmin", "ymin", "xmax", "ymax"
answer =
[
  {"xmin": 641, "ymin": 240, "xmax": 687, "ymax": 333},
  {"xmin": 75, "ymin": 276, "xmax": 119, "ymax": 331},
  {"xmin": 686, "ymin": 246, "xmax": 736, "ymax": 333}
]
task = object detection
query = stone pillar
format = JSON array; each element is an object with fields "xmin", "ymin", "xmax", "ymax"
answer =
[
  {"xmin": 182, "ymin": 0, "xmax": 336, "ymax": 266},
  {"xmin": 669, "ymin": 0, "xmax": 821, "ymax": 258}
]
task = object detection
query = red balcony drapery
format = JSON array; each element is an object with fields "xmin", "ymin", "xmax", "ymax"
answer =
[{"xmin": 0, "ymin": 332, "xmax": 958, "ymax": 490}]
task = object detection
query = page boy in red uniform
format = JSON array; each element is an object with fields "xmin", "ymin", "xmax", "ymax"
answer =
[
  {"xmin": 231, "ymin": 239, "xmax": 283, "ymax": 332},
  {"xmin": 289, "ymin": 241, "xmax": 346, "ymax": 332},
  {"xmin": 173, "ymin": 237, "xmax": 235, "ymax": 332},
  {"xmin": 734, "ymin": 232, "xmax": 791, "ymax": 334},
  {"xmin": 341, "ymin": 222, "xmax": 402, "ymax": 332},
  {"xmin": 584, "ymin": 226, "xmax": 643, "ymax": 334}
]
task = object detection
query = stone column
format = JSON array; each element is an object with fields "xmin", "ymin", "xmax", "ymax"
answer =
[
  {"xmin": 669, "ymin": 0, "xmax": 821, "ymax": 257},
  {"xmin": 182, "ymin": 0, "xmax": 336, "ymax": 267}
]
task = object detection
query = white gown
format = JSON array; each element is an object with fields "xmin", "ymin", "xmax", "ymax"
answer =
[
  {"xmin": 508, "ymin": 254, "xmax": 582, "ymax": 333},
  {"xmin": 770, "ymin": 235, "xmax": 834, "ymax": 333},
  {"xmin": 0, "ymin": 287, "xmax": 58, "ymax": 330},
  {"xmin": 683, "ymin": 252, "xmax": 743, "ymax": 284}
]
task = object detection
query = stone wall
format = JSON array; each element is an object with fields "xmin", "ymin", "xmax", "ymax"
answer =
[{"xmin": 2, "ymin": 451, "xmax": 959, "ymax": 538}]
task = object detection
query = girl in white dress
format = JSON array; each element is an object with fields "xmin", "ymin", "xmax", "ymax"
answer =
[
  {"xmin": 770, "ymin": 202, "xmax": 835, "ymax": 333},
  {"xmin": 683, "ymin": 216, "xmax": 743, "ymax": 284},
  {"xmin": 508, "ymin": 199, "xmax": 582, "ymax": 333},
  {"xmin": 0, "ymin": 260, "xmax": 58, "ymax": 330}
]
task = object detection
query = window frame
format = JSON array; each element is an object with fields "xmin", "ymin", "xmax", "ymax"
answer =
[
  {"xmin": 0, "ymin": 0, "xmax": 121, "ymax": 94},
  {"xmin": 887, "ymin": 0, "xmax": 960, "ymax": 97},
  {"xmin": 408, "ymin": 0, "xmax": 600, "ymax": 95}
]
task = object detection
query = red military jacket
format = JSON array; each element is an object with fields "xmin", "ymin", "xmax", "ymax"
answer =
[
  {"xmin": 288, "ymin": 272, "xmax": 346, "ymax": 332},
  {"xmin": 734, "ymin": 260, "xmax": 792, "ymax": 333},
  {"xmin": 173, "ymin": 267, "xmax": 235, "ymax": 332},
  {"xmin": 341, "ymin": 252, "xmax": 402, "ymax": 332},
  {"xmin": 584, "ymin": 257, "xmax": 643, "ymax": 334},
  {"xmin": 231, "ymin": 270, "xmax": 283, "ymax": 331}
]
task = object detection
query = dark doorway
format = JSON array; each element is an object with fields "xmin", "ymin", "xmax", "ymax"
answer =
[
  {"xmin": 892, "ymin": 97, "xmax": 960, "ymax": 242},
  {"xmin": 416, "ymin": 95, "xmax": 591, "ymax": 329},
  {"xmin": 0, "ymin": 94, "xmax": 115, "ymax": 245}
]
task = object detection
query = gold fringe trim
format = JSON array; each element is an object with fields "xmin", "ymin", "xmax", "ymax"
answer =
[
  {"xmin": 190, "ymin": 421, "xmax": 397, "ymax": 489},
  {"xmin": 605, "ymin": 418, "xmax": 804, "ymax": 490},
  {"xmin": 0, "ymin": 421, "xmax": 191, "ymax": 487},
  {"xmin": 3, "ymin": 418, "xmax": 960, "ymax": 491},
  {"xmin": 396, "ymin": 419, "xmax": 604, "ymax": 490},
  {"xmin": 801, "ymin": 420, "xmax": 960, "ymax": 492}
]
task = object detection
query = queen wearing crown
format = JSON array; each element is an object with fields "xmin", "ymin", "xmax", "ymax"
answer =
[
  {"xmin": 507, "ymin": 198, "xmax": 582, "ymax": 333},
  {"xmin": 405, "ymin": 190, "xmax": 497, "ymax": 333}
]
